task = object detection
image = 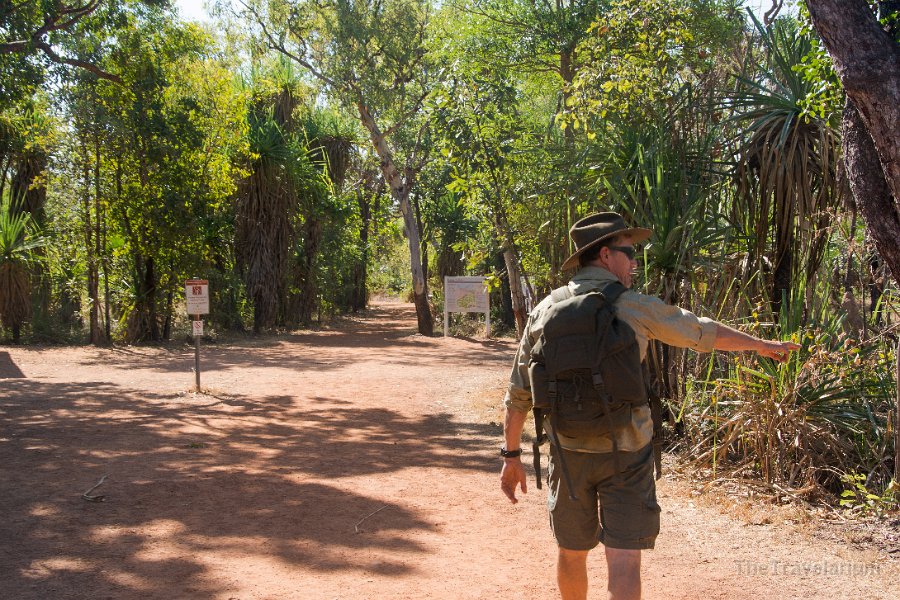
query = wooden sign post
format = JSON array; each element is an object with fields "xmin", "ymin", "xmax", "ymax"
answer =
[{"xmin": 185, "ymin": 279, "xmax": 209, "ymax": 391}]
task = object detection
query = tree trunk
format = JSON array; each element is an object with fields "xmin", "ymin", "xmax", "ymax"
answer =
[
  {"xmin": 490, "ymin": 201, "xmax": 527, "ymax": 337},
  {"xmin": 145, "ymin": 257, "xmax": 160, "ymax": 341},
  {"xmin": 81, "ymin": 135, "xmax": 101, "ymax": 345},
  {"xmin": 502, "ymin": 247, "xmax": 526, "ymax": 338},
  {"xmin": 352, "ymin": 189, "xmax": 372, "ymax": 312},
  {"xmin": 357, "ymin": 100, "xmax": 433, "ymax": 335},
  {"xmin": 841, "ymin": 97, "xmax": 900, "ymax": 286},
  {"xmin": 91, "ymin": 133, "xmax": 105, "ymax": 344},
  {"xmin": 805, "ymin": 0, "xmax": 900, "ymax": 284},
  {"xmin": 163, "ymin": 287, "xmax": 174, "ymax": 340},
  {"xmin": 296, "ymin": 216, "xmax": 322, "ymax": 325}
]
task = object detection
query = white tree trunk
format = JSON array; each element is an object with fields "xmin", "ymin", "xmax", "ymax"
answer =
[{"xmin": 357, "ymin": 100, "xmax": 433, "ymax": 335}]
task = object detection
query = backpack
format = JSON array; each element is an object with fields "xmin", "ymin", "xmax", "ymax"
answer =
[{"xmin": 527, "ymin": 282, "xmax": 648, "ymax": 499}]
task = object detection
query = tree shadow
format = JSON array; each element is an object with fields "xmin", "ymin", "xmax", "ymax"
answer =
[
  {"xmin": 0, "ymin": 351, "xmax": 25, "ymax": 378},
  {"xmin": 0, "ymin": 376, "xmax": 502, "ymax": 599},
  {"xmin": 72, "ymin": 310, "xmax": 516, "ymax": 377}
]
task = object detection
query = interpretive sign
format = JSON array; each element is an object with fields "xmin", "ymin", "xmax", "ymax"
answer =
[
  {"xmin": 185, "ymin": 278, "xmax": 209, "ymax": 391},
  {"xmin": 444, "ymin": 276, "xmax": 490, "ymax": 337}
]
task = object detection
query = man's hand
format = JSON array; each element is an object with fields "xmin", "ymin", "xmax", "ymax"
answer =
[
  {"xmin": 500, "ymin": 457, "xmax": 528, "ymax": 504},
  {"xmin": 757, "ymin": 340, "xmax": 801, "ymax": 363}
]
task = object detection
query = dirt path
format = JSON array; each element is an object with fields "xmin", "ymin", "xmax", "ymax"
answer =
[{"xmin": 1, "ymin": 300, "xmax": 897, "ymax": 599}]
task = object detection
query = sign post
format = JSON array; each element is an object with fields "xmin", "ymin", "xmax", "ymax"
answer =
[
  {"xmin": 185, "ymin": 279, "xmax": 209, "ymax": 391},
  {"xmin": 444, "ymin": 276, "xmax": 490, "ymax": 337}
]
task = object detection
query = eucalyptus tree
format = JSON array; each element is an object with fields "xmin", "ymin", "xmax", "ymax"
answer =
[
  {"xmin": 0, "ymin": 0, "xmax": 121, "ymax": 94},
  {"xmin": 448, "ymin": 0, "xmax": 616, "ymax": 265},
  {"xmin": 430, "ymin": 71, "xmax": 534, "ymax": 335},
  {"xmin": 804, "ymin": 0, "xmax": 900, "ymax": 287},
  {"xmin": 0, "ymin": 0, "xmax": 174, "ymax": 94},
  {"xmin": 232, "ymin": 0, "xmax": 439, "ymax": 335}
]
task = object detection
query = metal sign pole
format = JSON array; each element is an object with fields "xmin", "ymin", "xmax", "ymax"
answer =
[
  {"xmin": 185, "ymin": 278, "xmax": 209, "ymax": 393},
  {"xmin": 194, "ymin": 314, "xmax": 201, "ymax": 392}
]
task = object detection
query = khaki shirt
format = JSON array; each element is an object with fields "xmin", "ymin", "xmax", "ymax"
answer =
[{"xmin": 505, "ymin": 265, "xmax": 718, "ymax": 453}]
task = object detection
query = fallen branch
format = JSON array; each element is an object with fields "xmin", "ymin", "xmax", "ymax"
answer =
[
  {"xmin": 82, "ymin": 474, "xmax": 108, "ymax": 502},
  {"xmin": 354, "ymin": 505, "xmax": 388, "ymax": 533}
]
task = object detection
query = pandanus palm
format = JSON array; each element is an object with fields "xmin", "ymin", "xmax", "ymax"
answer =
[
  {"xmin": 0, "ymin": 196, "xmax": 45, "ymax": 342},
  {"xmin": 235, "ymin": 106, "xmax": 297, "ymax": 333},
  {"xmin": 729, "ymin": 15, "xmax": 839, "ymax": 317}
]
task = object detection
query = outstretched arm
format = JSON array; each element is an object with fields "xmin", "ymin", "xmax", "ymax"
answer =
[
  {"xmin": 500, "ymin": 406, "xmax": 529, "ymax": 504},
  {"xmin": 714, "ymin": 324, "xmax": 801, "ymax": 362}
]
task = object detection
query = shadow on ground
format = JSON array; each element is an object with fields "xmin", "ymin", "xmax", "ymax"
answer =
[{"xmin": 0, "ymin": 304, "xmax": 509, "ymax": 599}]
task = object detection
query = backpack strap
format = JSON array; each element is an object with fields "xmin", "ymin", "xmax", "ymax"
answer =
[
  {"xmin": 600, "ymin": 281, "xmax": 627, "ymax": 305},
  {"xmin": 550, "ymin": 285, "xmax": 573, "ymax": 304},
  {"xmin": 534, "ymin": 284, "xmax": 577, "ymax": 499}
]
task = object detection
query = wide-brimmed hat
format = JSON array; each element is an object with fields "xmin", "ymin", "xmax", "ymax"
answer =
[{"xmin": 560, "ymin": 212, "xmax": 652, "ymax": 271}]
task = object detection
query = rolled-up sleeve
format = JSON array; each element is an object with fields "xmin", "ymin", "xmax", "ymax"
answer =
[
  {"xmin": 504, "ymin": 301, "xmax": 551, "ymax": 413},
  {"xmin": 620, "ymin": 292, "xmax": 718, "ymax": 353}
]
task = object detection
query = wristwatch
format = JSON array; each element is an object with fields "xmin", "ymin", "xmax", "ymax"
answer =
[{"xmin": 500, "ymin": 447, "xmax": 522, "ymax": 458}]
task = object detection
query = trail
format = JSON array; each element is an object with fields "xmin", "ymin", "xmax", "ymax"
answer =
[{"xmin": 0, "ymin": 300, "xmax": 896, "ymax": 599}]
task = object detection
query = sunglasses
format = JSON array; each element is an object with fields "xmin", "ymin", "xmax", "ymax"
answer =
[{"xmin": 607, "ymin": 245, "xmax": 637, "ymax": 259}]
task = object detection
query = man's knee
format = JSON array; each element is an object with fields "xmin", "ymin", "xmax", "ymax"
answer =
[
  {"xmin": 605, "ymin": 547, "xmax": 641, "ymax": 574},
  {"xmin": 605, "ymin": 547, "xmax": 642, "ymax": 598},
  {"xmin": 558, "ymin": 547, "xmax": 590, "ymax": 576},
  {"xmin": 558, "ymin": 547, "xmax": 590, "ymax": 568}
]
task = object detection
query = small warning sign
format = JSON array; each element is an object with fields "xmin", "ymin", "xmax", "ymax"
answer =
[{"xmin": 185, "ymin": 279, "xmax": 209, "ymax": 315}]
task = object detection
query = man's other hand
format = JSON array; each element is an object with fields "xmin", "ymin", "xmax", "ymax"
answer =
[{"xmin": 500, "ymin": 458, "xmax": 527, "ymax": 503}]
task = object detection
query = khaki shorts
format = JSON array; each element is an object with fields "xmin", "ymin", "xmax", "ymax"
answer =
[{"xmin": 547, "ymin": 443, "xmax": 660, "ymax": 551}]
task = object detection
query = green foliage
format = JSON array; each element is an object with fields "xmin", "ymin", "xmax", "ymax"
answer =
[
  {"xmin": 793, "ymin": 4, "xmax": 844, "ymax": 123},
  {"xmin": 728, "ymin": 14, "xmax": 840, "ymax": 311},
  {"xmin": 681, "ymin": 291, "xmax": 897, "ymax": 499},
  {"xmin": 0, "ymin": 194, "xmax": 46, "ymax": 341},
  {"xmin": 840, "ymin": 474, "xmax": 898, "ymax": 515},
  {"xmin": 568, "ymin": 0, "xmax": 742, "ymax": 131},
  {"xmin": 1, "ymin": 0, "xmax": 897, "ymax": 511},
  {"xmin": 368, "ymin": 217, "xmax": 412, "ymax": 298}
]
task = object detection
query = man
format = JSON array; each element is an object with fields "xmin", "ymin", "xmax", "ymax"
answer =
[{"xmin": 500, "ymin": 212, "xmax": 799, "ymax": 600}]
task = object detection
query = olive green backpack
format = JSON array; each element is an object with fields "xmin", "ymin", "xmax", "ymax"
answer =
[{"xmin": 527, "ymin": 282, "xmax": 649, "ymax": 500}]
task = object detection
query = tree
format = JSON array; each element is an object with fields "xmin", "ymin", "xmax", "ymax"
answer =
[
  {"xmin": 449, "ymin": 0, "xmax": 613, "ymax": 278},
  {"xmin": 72, "ymin": 12, "xmax": 246, "ymax": 341},
  {"xmin": 235, "ymin": 0, "xmax": 438, "ymax": 335},
  {"xmin": 804, "ymin": 0, "xmax": 900, "ymax": 285},
  {"xmin": 0, "ymin": 196, "xmax": 45, "ymax": 342},
  {"xmin": 730, "ymin": 15, "xmax": 839, "ymax": 315},
  {"xmin": 0, "ymin": 0, "xmax": 171, "ymax": 90},
  {"xmin": 431, "ymin": 71, "xmax": 533, "ymax": 335}
]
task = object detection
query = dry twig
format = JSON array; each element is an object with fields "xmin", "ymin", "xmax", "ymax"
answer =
[
  {"xmin": 354, "ymin": 505, "xmax": 388, "ymax": 533},
  {"xmin": 82, "ymin": 474, "xmax": 108, "ymax": 502}
]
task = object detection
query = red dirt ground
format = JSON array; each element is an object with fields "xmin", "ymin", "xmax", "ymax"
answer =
[{"xmin": 1, "ymin": 299, "xmax": 897, "ymax": 599}]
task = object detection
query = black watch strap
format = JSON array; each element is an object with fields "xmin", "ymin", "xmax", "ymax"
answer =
[{"xmin": 500, "ymin": 447, "xmax": 522, "ymax": 458}]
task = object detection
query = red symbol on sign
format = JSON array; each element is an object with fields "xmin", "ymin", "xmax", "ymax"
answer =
[{"xmin": 193, "ymin": 286, "xmax": 202, "ymax": 295}]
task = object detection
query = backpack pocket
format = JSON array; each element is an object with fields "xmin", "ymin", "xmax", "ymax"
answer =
[{"xmin": 552, "ymin": 378, "xmax": 632, "ymax": 438}]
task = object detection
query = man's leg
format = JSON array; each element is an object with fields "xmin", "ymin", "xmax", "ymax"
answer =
[
  {"xmin": 557, "ymin": 547, "xmax": 589, "ymax": 600},
  {"xmin": 604, "ymin": 547, "xmax": 641, "ymax": 600}
]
